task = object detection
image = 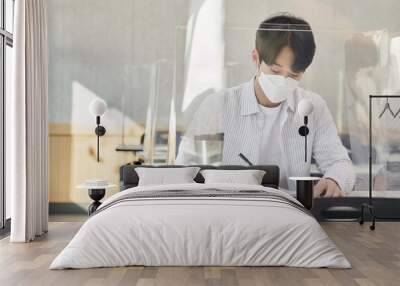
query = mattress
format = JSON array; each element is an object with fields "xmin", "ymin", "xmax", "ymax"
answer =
[{"xmin": 50, "ymin": 183, "xmax": 350, "ymax": 269}]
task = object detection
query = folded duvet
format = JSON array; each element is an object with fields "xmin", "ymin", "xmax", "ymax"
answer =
[{"xmin": 50, "ymin": 183, "xmax": 350, "ymax": 269}]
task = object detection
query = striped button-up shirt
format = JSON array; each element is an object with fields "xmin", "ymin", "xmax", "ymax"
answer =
[{"xmin": 176, "ymin": 78, "xmax": 355, "ymax": 193}]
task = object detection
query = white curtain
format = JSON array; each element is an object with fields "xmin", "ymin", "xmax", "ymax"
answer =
[{"xmin": 9, "ymin": 0, "xmax": 49, "ymax": 242}]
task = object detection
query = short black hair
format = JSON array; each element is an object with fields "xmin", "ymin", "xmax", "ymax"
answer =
[{"xmin": 256, "ymin": 13, "xmax": 316, "ymax": 72}]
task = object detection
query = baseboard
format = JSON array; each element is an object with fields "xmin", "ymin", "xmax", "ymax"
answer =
[
  {"xmin": 49, "ymin": 203, "xmax": 87, "ymax": 215},
  {"xmin": 312, "ymin": 197, "xmax": 400, "ymax": 221},
  {"xmin": 49, "ymin": 198, "xmax": 400, "ymax": 221}
]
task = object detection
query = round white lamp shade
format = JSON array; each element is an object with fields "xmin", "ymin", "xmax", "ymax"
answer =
[
  {"xmin": 298, "ymin": 99, "xmax": 314, "ymax": 117},
  {"xmin": 89, "ymin": 99, "xmax": 107, "ymax": 117}
]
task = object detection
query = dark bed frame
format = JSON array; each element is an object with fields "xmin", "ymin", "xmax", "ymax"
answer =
[{"xmin": 118, "ymin": 164, "xmax": 400, "ymax": 221}]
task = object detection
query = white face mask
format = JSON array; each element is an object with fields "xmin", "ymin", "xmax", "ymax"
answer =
[{"xmin": 257, "ymin": 72, "xmax": 299, "ymax": 103}]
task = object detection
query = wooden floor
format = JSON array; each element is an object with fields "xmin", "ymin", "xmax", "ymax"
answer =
[{"xmin": 0, "ymin": 221, "xmax": 399, "ymax": 286}]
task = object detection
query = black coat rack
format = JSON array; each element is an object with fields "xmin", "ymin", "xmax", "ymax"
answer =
[{"xmin": 359, "ymin": 95, "xmax": 400, "ymax": 230}]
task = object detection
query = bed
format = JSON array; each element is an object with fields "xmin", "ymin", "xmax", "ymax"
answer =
[{"xmin": 50, "ymin": 165, "xmax": 350, "ymax": 269}]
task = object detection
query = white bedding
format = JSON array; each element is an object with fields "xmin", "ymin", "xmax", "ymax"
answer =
[{"xmin": 50, "ymin": 183, "xmax": 350, "ymax": 269}]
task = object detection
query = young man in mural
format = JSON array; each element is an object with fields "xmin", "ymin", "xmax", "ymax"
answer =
[{"xmin": 177, "ymin": 14, "xmax": 355, "ymax": 197}]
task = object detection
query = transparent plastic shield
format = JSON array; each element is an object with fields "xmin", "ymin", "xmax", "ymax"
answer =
[
  {"xmin": 170, "ymin": 24, "xmax": 400, "ymax": 195},
  {"xmin": 123, "ymin": 61, "xmax": 174, "ymax": 164}
]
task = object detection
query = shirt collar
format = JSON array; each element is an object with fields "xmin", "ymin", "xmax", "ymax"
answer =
[{"xmin": 240, "ymin": 77, "xmax": 296, "ymax": 116}]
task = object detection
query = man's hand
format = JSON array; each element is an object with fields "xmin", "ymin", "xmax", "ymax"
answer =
[{"xmin": 313, "ymin": 178, "xmax": 345, "ymax": 198}]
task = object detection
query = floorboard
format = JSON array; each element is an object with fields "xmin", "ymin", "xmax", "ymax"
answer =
[{"xmin": 0, "ymin": 221, "xmax": 398, "ymax": 286}]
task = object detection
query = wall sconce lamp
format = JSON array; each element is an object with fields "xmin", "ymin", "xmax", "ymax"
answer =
[{"xmin": 89, "ymin": 99, "xmax": 107, "ymax": 162}]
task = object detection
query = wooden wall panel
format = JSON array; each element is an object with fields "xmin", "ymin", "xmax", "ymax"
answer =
[{"xmin": 49, "ymin": 123, "xmax": 141, "ymax": 203}]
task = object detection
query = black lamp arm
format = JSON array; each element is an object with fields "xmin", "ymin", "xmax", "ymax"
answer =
[
  {"xmin": 298, "ymin": 116, "xmax": 310, "ymax": 162},
  {"xmin": 94, "ymin": 116, "xmax": 106, "ymax": 162}
]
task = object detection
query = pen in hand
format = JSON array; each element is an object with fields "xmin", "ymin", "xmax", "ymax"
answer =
[{"xmin": 239, "ymin": 153, "xmax": 254, "ymax": 166}]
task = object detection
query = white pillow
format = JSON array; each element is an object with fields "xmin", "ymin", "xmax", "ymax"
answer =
[
  {"xmin": 135, "ymin": 167, "xmax": 201, "ymax": 186},
  {"xmin": 200, "ymin": 169, "xmax": 266, "ymax": 185}
]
